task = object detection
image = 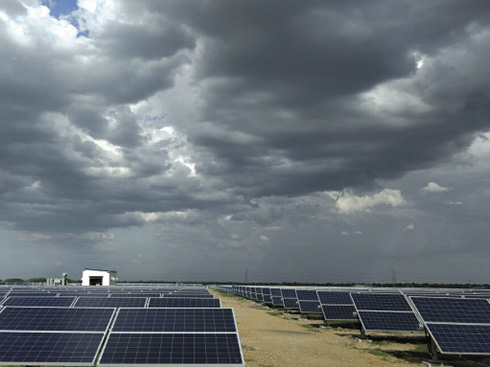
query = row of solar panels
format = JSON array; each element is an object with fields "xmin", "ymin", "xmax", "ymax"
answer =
[
  {"xmin": 0, "ymin": 286, "xmax": 245, "ymax": 366},
  {"xmin": 0, "ymin": 297, "xmax": 222, "ymax": 308},
  {"xmin": 216, "ymin": 285, "xmax": 490, "ymax": 358}
]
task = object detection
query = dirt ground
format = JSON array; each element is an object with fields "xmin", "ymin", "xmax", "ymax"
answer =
[{"xmin": 213, "ymin": 291, "xmax": 490, "ymax": 367}]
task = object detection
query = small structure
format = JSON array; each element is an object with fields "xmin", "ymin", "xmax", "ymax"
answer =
[
  {"xmin": 81, "ymin": 268, "xmax": 117, "ymax": 286},
  {"xmin": 46, "ymin": 273, "xmax": 68, "ymax": 286}
]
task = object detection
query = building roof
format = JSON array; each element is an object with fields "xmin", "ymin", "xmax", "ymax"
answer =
[{"xmin": 83, "ymin": 267, "xmax": 117, "ymax": 273}]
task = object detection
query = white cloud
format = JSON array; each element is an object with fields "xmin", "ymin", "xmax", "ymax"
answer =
[
  {"xmin": 422, "ymin": 182, "xmax": 450, "ymax": 192},
  {"xmin": 341, "ymin": 231, "xmax": 348, "ymax": 235},
  {"xmin": 406, "ymin": 223, "xmax": 415, "ymax": 230},
  {"xmin": 328, "ymin": 189, "xmax": 405, "ymax": 214}
]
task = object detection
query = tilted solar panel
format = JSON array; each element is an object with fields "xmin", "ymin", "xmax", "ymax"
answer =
[
  {"xmin": 426, "ymin": 323, "xmax": 490, "ymax": 355},
  {"xmin": 283, "ymin": 298, "xmax": 299, "ymax": 309},
  {"xmin": 296, "ymin": 290, "xmax": 319, "ymax": 301},
  {"xmin": 351, "ymin": 293, "xmax": 412, "ymax": 311},
  {"xmin": 271, "ymin": 296, "xmax": 284, "ymax": 307},
  {"xmin": 0, "ymin": 332, "xmax": 104, "ymax": 365},
  {"xmin": 270, "ymin": 288, "xmax": 282, "ymax": 297},
  {"xmin": 0, "ymin": 307, "xmax": 115, "ymax": 332},
  {"xmin": 148, "ymin": 297, "xmax": 221, "ymax": 308},
  {"xmin": 358, "ymin": 311, "xmax": 421, "ymax": 332},
  {"xmin": 280, "ymin": 289, "xmax": 297, "ymax": 299},
  {"xmin": 7, "ymin": 292, "xmax": 57, "ymax": 297},
  {"xmin": 410, "ymin": 297, "xmax": 490, "ymax": 323},
  {"xmin": 98, "ymin": 333, "xmax": 244, "ymax": 366},
  {"xmin": 2, "ymin": 297, "xmax": 76, "ymax": 307},
  {"xmin": 298, "ymin": 300, "xmax": 321, "ymax": 314},
  {"xmin": 74, "ymin": 297, "xmax": 147, "ymax": 308},
  {"xmin": 161, "ymin": 294, "xmax": 214, "ymax": 298},
  {"xmin": 263, "ymin": 295, "xmax": 273, "ymax": 304},
  {"xmin": 321, "ymin": 305, "xmax": 357, "ymax": 320},
  {"xmin": 112, "ymin": 308, "xmax": 237, "ymax": 332},
  {"xmin": 317, "ymin": 291, "xmax": 353, "ymax": 305},
  {"xmin": 110, "ymin": 293, "xmax": 161, "ymax": 298}
]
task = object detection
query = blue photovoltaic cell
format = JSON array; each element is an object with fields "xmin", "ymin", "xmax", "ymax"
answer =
[
  {"xmin": 321, "ymin": 305, "xmax": 357, "ymax": 320},
  {"xmin": 256, "ymin": 294, "xmax": 263, "ymax": 302},
  {"xmin": 0, "ymin": 332, "xmax": 103, "ymax": 365},
  {"xmin": 272, "ymin": 296, "xmax": 284, "ymax": 307},
  {"xmin": 281, "ymin": 289, "xmax": 297, "ymax": 299},
  {"xmin": 427, "ymin": 323, "xmax": 490, "ymax": 355},
  {"xmin": 351, "ymin": 293, "xmax": 412, "ymax": 311},
  {"xmin": 148, "ymin": 297, "xmax": 220, "ymax": 308},
  {"xmin": 0, "ymin": 307, "xmax": 114, "ymax": 332},
  {"xmin": 161, "ymin": 294, "xmax": 214, "ymax": 298},
  {"xmin": 296, "ymin": 290, "xmax": 319, "ymax": 301},
  {"xmin": 358, "ymin": 311, "xmax": 421, "ymax": 332},
  {"xmin": 7, "ymin": 292, "xmax": 56, "ymax": 297},
  {"xmin": 298, "ymin": 300, "xmax": 321, "ymax": 313},
  {"xmin": 2, "ymin": 297, "xmax": 76, "ymax": 307},
  {"xmin": 112, "ymin": 308, "xmax": 236, "ymax": 332},
  {"xmin": 263, "ymin": 295, "xmax": 272, "ymax": 304},
  {"xmin": 410, "ymin": 297, "xmax": 490, "ymax": 323},
  {"xmin": 99, "ymin": 333, "xmax": 243, "ymax": 365},
  {"xmin": 270, "ymin": 288, "xmax": 282, "ymax": 297},
  {"xmin": 74, "ymin": 297, "xmax": 147, "ymax": 308},
  {"xmin": 317, "ymin": 291, "xmax": 353, "ymax": 305},
  {"xmin": 110, "ymin": 293, "xmax": 160, "ymax": 298},
  {"xmin": 262, "ymin": 288, "xmax": 271, "ymax": 295},
  {"xmin": 283, "ymin": 298, "xmax": 299, "ymax": 309}
]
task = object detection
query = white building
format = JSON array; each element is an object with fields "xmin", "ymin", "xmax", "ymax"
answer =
[{"xmin": 81, "ymin": 268, "xmax": 117, "ymax": 286}]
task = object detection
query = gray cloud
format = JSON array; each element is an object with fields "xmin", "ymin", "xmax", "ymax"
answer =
[{"xmin": 1, "ymin": 0, "xmax": 490, "ymax": 282}]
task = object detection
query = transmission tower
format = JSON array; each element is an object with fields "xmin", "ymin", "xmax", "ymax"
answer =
[{"xmin": 244, "ymin": 268, "xmax": 250, "ymax": 283}]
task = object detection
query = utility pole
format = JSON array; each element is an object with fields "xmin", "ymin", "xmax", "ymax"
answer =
[
  {"xmin": 244, "ymin": 268, "xmax": 249, "ymax": 283},
  {"xmin": 392, "ymin": 268, "xmax": 397, "ymax": 284}
]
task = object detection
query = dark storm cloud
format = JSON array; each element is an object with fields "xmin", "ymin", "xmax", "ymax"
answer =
[
  {"xmin": 153, "ymin": 0, "xmax": 490, "ymax": 197},
  {"xmin": 1, "ymin": 0, "xmax": 490, "ymax": 276}
]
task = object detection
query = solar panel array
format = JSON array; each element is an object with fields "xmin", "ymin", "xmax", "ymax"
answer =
[
  {"xmin": 351, "ymin": 293, "xmax": 421, "ymax": 333},
  {"xmin": 410, "ymin": 296, "xmax": 490, "ymax": 355},
  {"xmin": 0, "ymin": 285, "xmax": 244, "ymax": 366}
]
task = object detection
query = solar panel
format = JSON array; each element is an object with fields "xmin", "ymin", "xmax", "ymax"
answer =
[
  {"xmin": 317, "ymin": 291, "xmax": 353, "ymax": 305},
  {"xmin": 351, "ymin": 293, "xmax": 412, "ymax": 311},
  {"xmin": 425, "ymin": 324, "xmax": 490, "ymax": 355},
  {"xmin": 283, "ymin": 298, "xmax": 299, "ymax": 309},
  {"xmin": 2, "ymin": 296, "xmax": 76, "ymax": 307},
  {"xmin": 74, "ymin": 297, "xmax": 147, "ymax": 308},
  {"xmin": 110, "ymin": 293, "xmax": 161, "ymax": 298},
  {"xmin": 0, "ymin": 307, "xmax": 115, "ymax": 332},
  {"xmin": 98, "ymin": 333, "xmax": 244, "ymax": 366},
  {"xmin": 148, "ymin": 298, "xmax": 221, "ymax": 308},
  {"xmin": 298, "ymin": 300, "xmax": 321, "ymax": 314},
  {"xmin": 112, "ymin": 308, "xmax": 237, "ymax": 332},
  {"xmin": 161, "ymin": 294, "xmax": 214, "ymax": 298},
  {"xmin": 357, "ymin": 311, "xmax": 421, "ymax": 332},
  {"xmin": 0, "ymin": 332, "xmax": 104, "ymax": 365},
  {"xmin": 280, "ymin": 289, "xmax": 297, "ymax": 299},
  {"xmin": 410, "ymin": 297, "xmax": 490, "ymax": 323},
  {"xmin": 7, "ymin": 292, "xmax": 57, "ymax": 297},
  {"xmin": 263, "ymin": 295, "xmax": 273, "ymax": 304},
  {"xmin": 271, "ymin": 296, "xmax": 284, "ymax": 307},
  {"xmin": 321, "ymin": 305, "xmax": 357, "ymax": 320},
  {"xmin": 296, "ymin": 290, "xmax": 319, "ymax": 301},
  {"xmin": 270, "ymin": 288, "xmax": 282, "ymax": 297}
]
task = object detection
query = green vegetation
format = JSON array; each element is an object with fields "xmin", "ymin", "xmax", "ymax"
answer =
[{"xmin": 367, "ymin": 348, "xmax": 389, "ymax": 359}]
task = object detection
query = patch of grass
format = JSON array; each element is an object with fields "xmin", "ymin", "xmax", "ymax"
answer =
[
  {"xmin": 301, "ymin": 324, "xmax": 321, "ymax": 333},
  {"xmin": 368, "ymin": 348, "xmax": 390, "ymax": 359},
  {"xmin": 266, "ymin": 310, "xmax": 283, "ymax": 317},
  {"xmin": 412, "ymin": 343, "xmax": 428, "ymax": 353}
]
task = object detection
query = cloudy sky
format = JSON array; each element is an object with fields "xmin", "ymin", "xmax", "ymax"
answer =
[{"xmin": 1, "ymin": 0, "xmax": 490, "ymax": 283}]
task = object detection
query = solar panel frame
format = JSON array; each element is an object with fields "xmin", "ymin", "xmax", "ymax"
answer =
[
  {"xmin": 0, "ymin": 331, "xmax": 105, "ymax": 366},
  {"xmin": 296, "ymin": 290, "xmax": 319, "ymax": 301},
  {"xmin": 98, "ymin": 332, "xmax": 245, "ymax": 366},
  {"xmin": 298, "ymin": 300, "xmax": 321, "ymax": 314},
  {"xmin": 111, "ymin": 308, "xmax": 238, "ymax": 333},
  {"xmin": 0, "ymin": 307, "xmax": 116, "ymax": 332},
  {"xmin": 357, "ymin": 310, "xmax": 422, "ymax": 332},
  {"xmin": 148, "ymin": 297, "xmax": 221, "ymax": 308},
  {"xmin": 317, "ymin": 291, "xmax": 353, "ymax": 305},
  {"xmin": 321, "ymin": 305, "xmax": 358, "ymax": 321},
  {"xmin": 74, "ymin": 297, "xmax": 147, "ymax": 308},
  {"xmin": 351, "ymin": 293, "xmax": 413, "ymax": 311},
  {"xmin": 2, "ymin": 297, "xmax": 77, "ymax": 307},
  {"xmin": 410, "ymin": 296, "xmax": 490, "ymax": 323}
]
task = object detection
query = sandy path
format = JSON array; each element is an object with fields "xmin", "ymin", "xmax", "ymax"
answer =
[{"xmin": 214, "ymin": 291, "xmax": 423, "ymax": 367}]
